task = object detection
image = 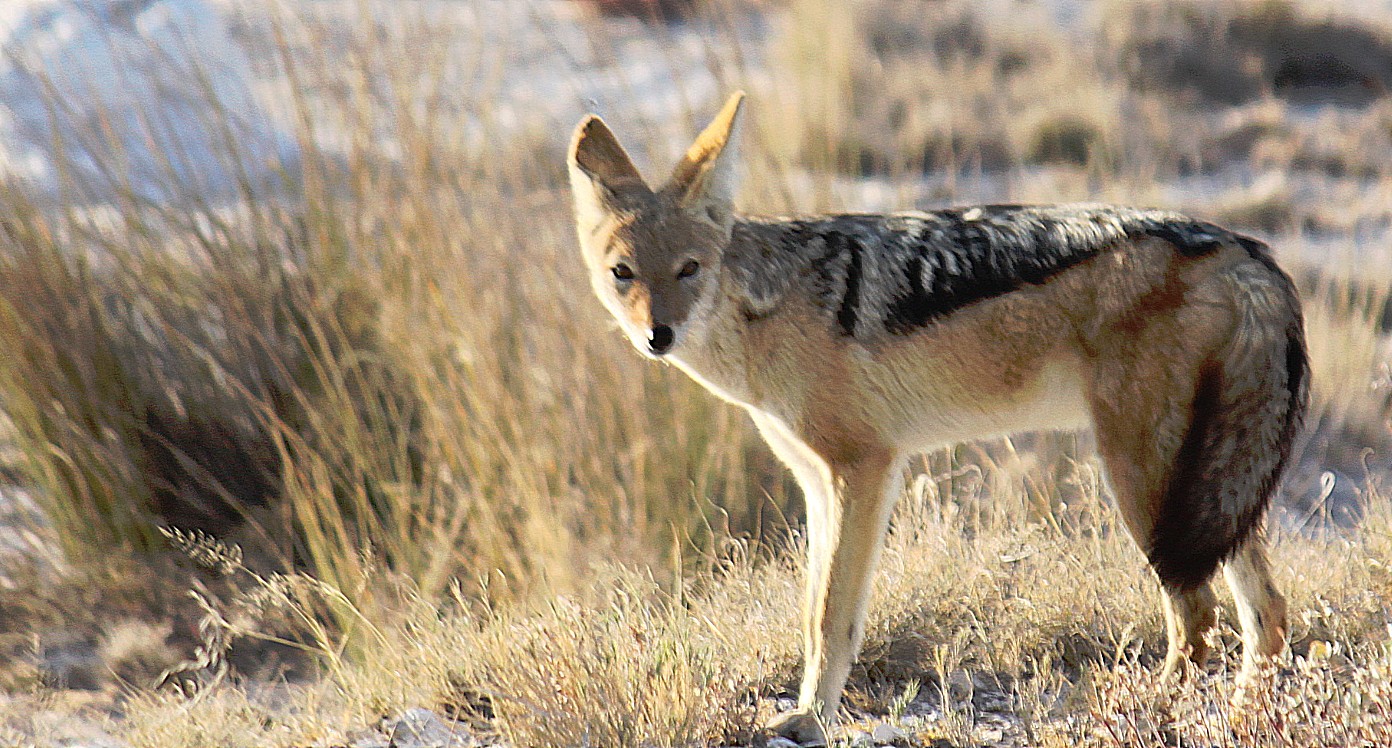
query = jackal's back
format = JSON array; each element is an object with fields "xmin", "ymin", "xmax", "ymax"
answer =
[{"xmin": 727, "ymin": 203, "xmax": 1250, "ymax": 338}]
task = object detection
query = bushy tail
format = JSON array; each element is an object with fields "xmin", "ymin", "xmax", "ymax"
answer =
[{"xmin": 1149, "ymin": 242, "xmax": 1309, "ymax": 590}]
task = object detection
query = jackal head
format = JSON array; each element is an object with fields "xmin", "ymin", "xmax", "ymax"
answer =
[{"xmin": 567, "ymin": 92, "xmax": 745, "ymax": 358}]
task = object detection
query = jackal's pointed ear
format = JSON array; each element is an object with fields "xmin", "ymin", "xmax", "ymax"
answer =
[
  {"xmin": 568, "ymin": 115, "xmax": 650, "ymax": 237},
  {"xmin": 666, "ymin": 91, "xmax": 745, "ymax": 227}
]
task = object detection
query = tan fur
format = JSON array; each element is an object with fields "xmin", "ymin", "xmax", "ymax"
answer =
[{"xmin": 567, "ymin": 94, "xmax": 1300, "ymax": 744}]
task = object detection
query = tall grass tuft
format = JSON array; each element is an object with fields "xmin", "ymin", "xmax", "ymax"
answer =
[{"xmin": 0, "ymin": 4, "xmax": 793, "ymax": 618}]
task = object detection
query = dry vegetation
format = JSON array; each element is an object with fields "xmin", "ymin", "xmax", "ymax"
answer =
[{"xmin": 0, "ymin": 0, "xmax": 1390, "ymax": 745}]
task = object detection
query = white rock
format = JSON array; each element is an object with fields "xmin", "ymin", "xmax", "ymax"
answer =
[
  {"xmin": 382, "ymin": 707, "xmax": 471, "ymax": 748},
  {"xmin": 763, "ymin": 738, "xmax": 801, "ymax": 748},
  {"xmin": 871, "ymin": 723, "xmax": 908, "ymax": 744}
]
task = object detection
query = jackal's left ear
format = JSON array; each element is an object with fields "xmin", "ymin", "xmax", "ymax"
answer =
[{"xmin": 667, "ymin": 91, "xmax": 745, "ymax": 227}]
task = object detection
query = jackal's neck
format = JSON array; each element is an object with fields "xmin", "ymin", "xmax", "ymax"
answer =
[{"xmin": 658, "ymin": 267, "xmax": 754, "ymax": 408}]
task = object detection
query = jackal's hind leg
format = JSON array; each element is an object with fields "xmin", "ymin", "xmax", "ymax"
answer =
[
  {"xmin": 1160, "ymin": 583, "xmax": 1219, "ymax": 679},
  {"xmin": 1223, "ymin": 537, "xmax": 1288, "ymax": 685},
  {"xmin": 1087, "ymin": 361, "xmax": 1221, "ymax": 681}
]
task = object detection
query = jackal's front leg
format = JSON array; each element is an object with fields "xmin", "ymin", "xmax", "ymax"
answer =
[
  {"xmin": 798, "ymin": 453, "xmax": 899, "ymax": 713},
  {"xmin": 755, "ymin": 416, "xmax": 900, "ymax": 742}
]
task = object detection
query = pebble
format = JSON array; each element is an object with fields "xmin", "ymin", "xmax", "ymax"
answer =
[
  {"xmin": 347, "ymin": 731, "xmax": 391, "ymax": 748},
  {"xmin": 845, "ymin": 729, "xmax": 874, "ymax": 747},
  {"xmin": 871, "ymin": 723, "xmax": 908, "ymax": 744}
]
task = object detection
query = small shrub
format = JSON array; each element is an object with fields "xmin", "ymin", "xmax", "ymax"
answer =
[
  {"xmin": 777, "ymin": 0, "xmax": 1115, "ymax": 178},
  {"xmin": 1108, "ymin": 0, "xmax": 1392, "ymax": 106},
  {"xmin": 1200, "ymin": 177, "xmax": 1296, "ymax": 234},
  {"xmin": 1022, "ymin": 115, "xmax": 1105, "ymax": 167}
]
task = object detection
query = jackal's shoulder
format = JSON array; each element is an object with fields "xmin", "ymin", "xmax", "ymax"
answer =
[{"xmin": 725, "ymin": 203, "xmax": 1265, "ymax": 336}]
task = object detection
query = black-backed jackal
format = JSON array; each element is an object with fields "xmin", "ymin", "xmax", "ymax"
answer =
[{"xmin": 567, "ymin": 92, "xmax": 1307, "ymax": 744}]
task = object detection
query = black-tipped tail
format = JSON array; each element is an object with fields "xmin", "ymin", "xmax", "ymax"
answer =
[{"xmin": 1149, "ymin": 254, "xmax": 1308, "ymax": 590}]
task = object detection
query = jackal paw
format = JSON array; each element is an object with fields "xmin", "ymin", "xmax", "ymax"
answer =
[
  {"xmin": 1159, "ymin": 646, "xmax": 1208, "ymax": 683},
  {"xmin": 761, "ymin": 708, "xmax": 828, "ymax": 746}
]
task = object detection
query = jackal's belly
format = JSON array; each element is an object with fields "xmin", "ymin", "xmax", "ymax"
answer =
[{"xmin": 858, "ymin": 352, "xmax": 1093, "ymax": 451}]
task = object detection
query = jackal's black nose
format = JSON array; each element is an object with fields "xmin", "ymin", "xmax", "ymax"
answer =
[{"xmin": 648, "ymin": 324, "xmax": 674, "ymax": 355}]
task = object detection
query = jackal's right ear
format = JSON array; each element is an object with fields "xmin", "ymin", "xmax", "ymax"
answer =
[{"xmin": 568, "ymin": 115, "xmax": 649, "ymax": 237}]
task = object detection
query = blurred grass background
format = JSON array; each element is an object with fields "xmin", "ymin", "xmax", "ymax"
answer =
[{"xmin": 0, "ymin": 0, "xmax": 1389, "ymax": 745}]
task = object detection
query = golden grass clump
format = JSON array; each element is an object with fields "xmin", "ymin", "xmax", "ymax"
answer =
[
  {"xmin": 0, "ymin": 2, "xmax": 798, "ymax": 644},
  {"xmin": 773, "ymin": 0, "xmax": 1120, "ymax": 178}
]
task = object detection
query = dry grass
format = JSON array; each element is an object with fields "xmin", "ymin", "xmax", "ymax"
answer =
[
  {"xmin": 772, "ymin": 0, "xmax": 1121, "ymax": 178},
  {"xmin": 12, "ymin": 473, "xmax": 1383, "ymax": 746},
  {"xmin": 1104, "ymin": 0, "xmax": 1392, "ymax": 107},
  {"xmin": 0, "ymin": 3, "xmax": 792, "ymax": 611},
  {"xmin": 772, "ymin": 0, "xmax": 1392, "ymax": 233},
  {"xmin": 0, "ymin": 0, "xmax": 1389, "ymax": 745}
]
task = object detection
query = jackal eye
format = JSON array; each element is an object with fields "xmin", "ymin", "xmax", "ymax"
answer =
[
  {"xmin": 677, "ymin": 260, "xmax": 700, "ymax": 279},
  {"xmin": 611, "ymin": 263, "xmax": 634, "ymax": 281}
]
